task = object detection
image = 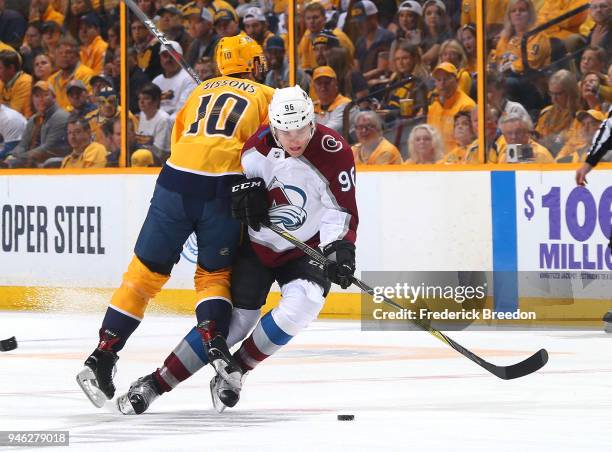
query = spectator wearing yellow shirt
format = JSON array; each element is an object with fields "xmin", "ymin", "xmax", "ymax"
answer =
[
  {"xmin": 497, "ymin": 113, "xmax": 554, "ymax": 163},
  {"xmin": 536, "ymin": 0, "xmax": 589, "ymax": 48},
  {"xmin": 556, "ymin": 109, "xmax": 606, "ymax": 161},
  {"xmin": 493, "ymin": 0, "xmax": 551, "ymax": 74},
  {"xmin": 312, "ymin": 35, "xmax": 367, "ymax": 104},
  {"xmin": 312, "ymin": 66, "xmax": 358, "ymax": 135},
  {"xmin": 78, "ymin": 13, "xmax": 108, "ymax": 74},
  {"xmin": 442, "ymin": 111, "xmax": 479, "ymax": 164},
  {"xmin": 438, "ymin": 39, "xmax": 473, "ymax": 96},
  {"xmin": 48, "ymin": 36, "xmax": 95, "ymax": 111},
  {"xmin": 427, "ymin": 62, "xmax": 476, "ymax": 153},
  {"xmin": 352, "ymin": 111, "xmax": 402, "ymax": 164},
  {"xmin": 405, "ymin": 124, "xmax": 445, "ymax": 164},
  {"xmin": 535, "ymin": 69, "xmax": 580, "ymax": 153},
  {"xmin": 61, "ymin": 116, "xmax": 107, "ymax": 168},
  {"xmin": 491, "ymin": 0, "xmax": 551, "ymax": 110},
  {"xmin": 0, "ymin": 50, "xmax": 32, "ymax": 118},
  {"xmin": 29, "ymin": 0, "xmax": 65, "ymax": 26},
  {"xmin": 298, "ymin": 2, "xmax": 354, "ymax": 70}
]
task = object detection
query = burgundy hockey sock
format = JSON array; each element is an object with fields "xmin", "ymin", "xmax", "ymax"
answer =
[{"xmin": 153, "ymin": 326, "xmax": 210, "ymax": 393}]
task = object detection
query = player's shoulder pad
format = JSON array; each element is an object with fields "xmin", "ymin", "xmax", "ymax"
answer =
[
  {"xmin": 242, "ymin": 124, "xmax": 273, "ymax": 157},
  {"xmin": 313, "ymin": 124, "xmax": 352, "ymax": 157},
  {"xmin": 305, "ymin": 124, "xmax": 355, "ymax": 178}
]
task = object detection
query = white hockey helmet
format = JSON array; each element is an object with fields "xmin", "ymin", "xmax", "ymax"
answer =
[{"xmin": 268, "ymin": 85, "xmax": 316, "ymax": 144}]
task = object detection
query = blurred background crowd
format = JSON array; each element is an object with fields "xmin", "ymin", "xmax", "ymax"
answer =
[{"xmin": 0, "ymin": 0, "xmax": 610, "ymax": 168}]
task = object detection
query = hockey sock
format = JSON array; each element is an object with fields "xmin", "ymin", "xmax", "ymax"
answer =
[
  {"xmin": 234, "ymin": 311, "xmax": 294, "ymax": 371},
  {"xmin": 100, "ymin": 306, "xmax": 140, "ymax": 352},
  {"xmin": 195, "ymin": 298, "xmax": 232, "ymax": 337},
  {"xmin": 194, "ymin": 264, "xmax": 233, "ymax": 337},
  {"xmin": 99, "ymin": 256, "xmax": 170, "ymax": 351},
  {"xmin": 154, "ymin": 326, "xmax": 210, "ymax": 393}
]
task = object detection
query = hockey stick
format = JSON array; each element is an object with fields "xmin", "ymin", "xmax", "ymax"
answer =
[
  {"xmin": 263, "ymin": 221, "xmax": 549, "ymax": 380},
  {"xmin": 122, "ymin": 0, "xmax": 203, "ymax": 84}
]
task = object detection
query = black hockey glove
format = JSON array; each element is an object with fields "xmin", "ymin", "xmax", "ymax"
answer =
[
  {"xmin": 231, "ymin": 177, "xmax": 269, "ymax": 232},
  {"xmin": 323, "ymin": 240, "xmax": 356, "ymax": 289}
]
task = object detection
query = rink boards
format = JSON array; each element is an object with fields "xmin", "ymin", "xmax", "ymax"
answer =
[{"xmin": 1, "ymin": 165, "xmax": 611, "ymax": 323}]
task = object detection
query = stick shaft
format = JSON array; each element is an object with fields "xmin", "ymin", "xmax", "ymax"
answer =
[
  {"xmin": 263, "ymin": 221, "xmax": 548, "ymax": 379},
  {"xmin": 122, "ymin": 0, "xmax": 202, "ymax": 84}
]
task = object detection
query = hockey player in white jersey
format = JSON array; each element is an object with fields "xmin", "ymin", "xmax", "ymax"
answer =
[
  {"xmin": 115, "ymin": 86, "xmax": 358, "ymax": 415},
  {"xmin": 209, "ymin": 84, "xmax": 359, "ymax": 410}
]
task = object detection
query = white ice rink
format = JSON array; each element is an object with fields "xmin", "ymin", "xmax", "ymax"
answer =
[{"xmin": 1, "ymin": 311, "xmax": 611, "ymax": 451}]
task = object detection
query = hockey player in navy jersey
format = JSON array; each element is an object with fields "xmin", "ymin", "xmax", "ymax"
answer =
[{"xmin": 116, "ymin": 85, "xmax": 358, "ymax": 414}]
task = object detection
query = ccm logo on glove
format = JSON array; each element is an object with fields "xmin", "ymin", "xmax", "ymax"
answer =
[{"xmin": 232, "ymin": 180, "xmax": 264, "ymax": 192}]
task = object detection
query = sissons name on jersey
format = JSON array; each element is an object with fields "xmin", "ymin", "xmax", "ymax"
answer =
[
  {"xmin": 242, "ymin": 124, "xmax": 359, "ymax": 267},
  {"xmin": 201, "ymin": 79, "xmax": 257, "ymax": 94}
]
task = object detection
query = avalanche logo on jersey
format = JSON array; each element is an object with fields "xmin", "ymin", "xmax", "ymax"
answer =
[
  {"xmin": 322, "ymin": 134, "xmax": 342, "ymax": 153},
  {"xmin": 267, "ymin": 177, "xmax": 307, "ymax": 231}
]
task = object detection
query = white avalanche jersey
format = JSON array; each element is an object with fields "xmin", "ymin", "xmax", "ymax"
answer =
[{"xmin": 241, "ymin": 124, "xmax": 358, "ymax": 267}]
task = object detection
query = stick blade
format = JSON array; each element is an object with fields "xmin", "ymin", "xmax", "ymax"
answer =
[
  {"xmin": 0, "ymin": 336, "xmax": 17, "ymax": 352},
  {"xmin": 489, "ymin": 348, "xmax": 549, "ymax": 380}
]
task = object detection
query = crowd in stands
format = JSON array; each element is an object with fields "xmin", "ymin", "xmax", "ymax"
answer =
[{"xmin": 0, "ymin": 0, "xmax": 610, "ymax": 168}]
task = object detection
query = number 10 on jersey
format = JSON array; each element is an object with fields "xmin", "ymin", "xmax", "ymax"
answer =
[{"xmin": 185, "ymin": 93, "xmax": 249, "ymax": 138}]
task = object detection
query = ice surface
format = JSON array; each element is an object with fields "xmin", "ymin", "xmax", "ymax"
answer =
[{"xmin": 1, "ymin": 311, "xmax": 610, "ymax": 451}]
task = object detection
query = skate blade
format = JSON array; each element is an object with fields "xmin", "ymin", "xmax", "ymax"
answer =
[
  {"xmin": 116, "ymin": 393, "xmax": 136, "ymax": 415},
  {"xmin": 76, "ymin": 367, "xmax": 107, "ymax": 408},
  {"xmin": 210, "ymin": 378, "xmax": 226, "ymax": 414}
]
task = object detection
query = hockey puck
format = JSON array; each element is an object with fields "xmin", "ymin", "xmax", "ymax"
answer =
[
  {"xmin": 0, "ymin": 336, "xmax": 17, "ymax": 352},
  {"xmin": 337, "ymin": 414, "xmax": 355, "ymax": 421}
]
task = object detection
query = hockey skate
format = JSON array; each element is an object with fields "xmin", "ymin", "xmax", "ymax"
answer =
[
  {"xmin": 116, "ymin": 373, "xmax": 162, "ymax": 415},
  {"xmin": 197, "ymin": 321, "xmax": 244, "ymax": 396},
  {"xmin": 76, "ymin": 329, "xmax": 120, "ymax": 408},
  {"xmin": 210, "ymin": 371, "xmax": 247, "ymax": 413}
]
